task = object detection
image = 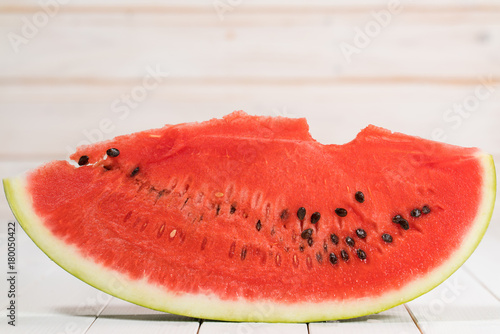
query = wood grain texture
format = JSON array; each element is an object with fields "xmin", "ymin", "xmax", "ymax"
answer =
[{"xmin": 1, "ymin": 11, "xmax": 499, "ymax": 80}]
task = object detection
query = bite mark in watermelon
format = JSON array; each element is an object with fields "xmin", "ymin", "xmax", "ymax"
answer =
[{"xmin": 3, "ymin": 111, "xmax": 496, "ymax": 322}]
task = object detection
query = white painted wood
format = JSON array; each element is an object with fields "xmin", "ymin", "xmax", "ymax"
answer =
[
  {"xmin": 100, "ymin": 296, "xmax": 198, "ymax": 320},
  {"xmin": 199, "ymin": 321, "xmax": 307, "ymax": 334},
  {"xmin": 407, "ymin": 268, "xmax": 500, "ymax": 334},
  {"xmin": 463, "ymin": 203, "xmax": 500, "ymax": 300},
  {"xmin": 1, "ymin": 84, "xmax": 499, "ymax": 159},
  {"xmin": 1, "ymin": 315, "xmax": 94, "ymax": 334},
  {"xmin": 3, "ymin": 0, "xmax": 500, "ymax": 9},
  {"xmin": 0, "ymin": 224, "xmax": 111, "ymax": 317},
  {"xmin": 88, "ymin": 312, "xmax": 199, "ymax": 334},
  {"xmin": 92, "ymin": 298, "xmax": 200, "ymax": 333},
  {"xmin": 1, "ymin": 12, "xmax": 499, "ymax": 79},
  {"xmin": 309, "ymin": 305, "xmax": 420, "ymax": 334}
]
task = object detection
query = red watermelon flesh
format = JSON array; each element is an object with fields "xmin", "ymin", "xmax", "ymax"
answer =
[{"xmin": 3, "ymin": 111, "xmax": 496, "ymax": 322}]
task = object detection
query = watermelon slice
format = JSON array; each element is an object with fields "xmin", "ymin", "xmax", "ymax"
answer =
[{"xmin": 3, "ymin": 111, "xmax": 496, "ymax": 322}]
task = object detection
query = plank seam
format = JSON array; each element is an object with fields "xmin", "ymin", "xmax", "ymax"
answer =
[
  {"xmin": 82, "ymin": 316, "xmax": 99, "ymax": 334},
  {"xmin": 196, "ymin": 319, "xmax": 203, "ymax": 334},
  {"xmin": 403, "ymin": 304, "xmax": 424, "ymax": 334}
]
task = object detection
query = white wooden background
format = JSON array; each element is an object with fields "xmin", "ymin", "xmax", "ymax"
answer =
[{"xmin": 1, "ymin": 0, "xmax": 499, "ymax": 333}]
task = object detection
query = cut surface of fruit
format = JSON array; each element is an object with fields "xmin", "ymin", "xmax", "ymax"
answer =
[{"xmin": 3, "ymin": 111, "xmax": 496, "ymax": 322}]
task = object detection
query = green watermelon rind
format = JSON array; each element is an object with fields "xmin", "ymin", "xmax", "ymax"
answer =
[{"xmin": 2, "ymin": 152, "xmax": 496, "ymax": 323}]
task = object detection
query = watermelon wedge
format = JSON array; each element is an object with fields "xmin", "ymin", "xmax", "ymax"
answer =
[{"xmin": 3, "ymin": 111, "xmax": 496, "ymax": 322}]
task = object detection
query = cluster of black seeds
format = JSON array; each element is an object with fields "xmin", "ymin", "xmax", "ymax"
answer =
[
  {"xmin": 393, "ymin": 205, "xmax": 431, "ymax": 230},
  {"xmin": 78, "ymin": 147, "xmax": 142, "ymax": 178},
  {"xmin": 392, "ymin": 215, "xmax": 409, "ymax": 230},
  {"xmin": 412, "ymin": 205, "xmax": 431, "ymax": 217},
  {"xmin": 291, "ymin": 191, "xmax": 372, "ymax": 266}
]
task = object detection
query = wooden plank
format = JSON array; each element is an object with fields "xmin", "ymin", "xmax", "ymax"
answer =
[
  {"xmin": 0, "ymin": 223, "xmax": 60, "ymax": 293},
  {"xmin": 463, "ymin": 201, "xmax": 500, "ymax": 300},
  {"xmin": 406, "ymin": 268, "xmax": 500, "ymax": 333},
  {"xmin": 3, "ymin": 0, "xmax": 500, "ymax": 10},
  {"xmin": 87, "ymin": 318, "xmax": 199, "ymax": 334},
  {"xmin": 309, "ymin": 305, "xmax": 420, "ymax": 334},
  {"xmin": 1, "ymin": 315, "xmax": 94, "ymax": 334},
  {"xmin": 0, "ymin": 230, "xmax": 106, "ymax": 332},
  {"xmin": 100, "ymin": 296, "xmax": 198, "ymax": 320},
  {"xmin": 1, "ymin": 11, "xmax": 499, "ymax": 80},
  {"xmin": 89, "ymin": 298, "xmax": 200, "ymax": 333},
  {"xmin": 199, "ymin": 321, "xmax": 307, "ymax": 334},
  {"xmin": 0, "ymin": 219, "xmax": 110, "ymax": 317},
  {"xmin": 1, "ymin": 84, "xmax": 499, "ymax": 159}
]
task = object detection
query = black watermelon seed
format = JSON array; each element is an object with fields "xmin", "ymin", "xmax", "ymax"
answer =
[
  {"xmin": 256, "ymin": 220, "xmax": 262, "ymax": 231},
  {"xmin": 355, "ymin": 191, "xmax": 365, "ymax": 203},
  {"xmin": 356, "ymin": 229, "xmax": 367, "ymax": 239},
  {"xmin": 422, "ymin": 205, "xmax": 431, "ymax": 214},
  {"xmin": 308, "ymin": 237, "xmax": 314, "ymax": 247},
  {"xmin": 280, "ymin": 209, "xmax": 289, "ymax": 220},
  {"xmin": 393, "ymin": 215, "xmax": 409, "ymax": 230},
  {"xmin": 299, "ymin": 245, "xmax": 305, "ymax": 252},
  {"xmin": 316, "ymin": 252, "xmax": 323, "ymax": 263},
  {"xmin": 341, "ymin": 249, "xmax": 349, "ymax": 262},
  {"xmin": 329, "ymin": 252, "xmax": 338, "ymax": 265},
  {"xmin": 301, "ymin": 228, "xmax": 313, "ymax": 240},
  {"xmin": 399, "ymin": 220, "xmax": 410, "ymax": 230},
  {"xmin": 345, "ymin": 236, "xmax": 355, "ymax": 247},
  {"xmin": 392, "ymin": 214, "xmax": 403, "ymax": 223},
  {"xmin": 357, "ymin": 249, "xmax": 367, "ymax": 260},
  {"xmin": 230, "ymin": 205, "xmax": 236, "ymax": 214},
  {"xmin": 78, "ymin": 155, "xmax": 89, "ymax": 166},
  {"xmin": 297, "ymin": 207, "xmax": 306, "ymax": 220},
  {"xmin": 130, "ymin": 167, "xmax": 140, "ymax": 177},
  {"xmin": 106, "ymin": 148, "xmax": 120, "ymax": 157},
  {"xmin": 335, "ymin": 208, "xmax": 348, "ymax": 217},
  {"xmin": 103, "ymin": 165, "xmax": 112, "ymax": 171},
  {"xmin": 411, "ymin": 208, "xmax": 422, "ymax": 218},
  {"xmin": 311, "ymin": 212, "xmax": 321, "ymax": 224},
  {"xmin": 330, "ymin": 233, "xmax": 339, "ymax": 245},
  {"xmin": 323, "ymin": 241, "xmax": 328, "ymax": 253},
  {"xmin": 241, "ymin": 247, "xmax": 247, "ymax": 260},
  {"xmin": 382, "ymin": 233, "xmax": 393, "ymax": 243}
]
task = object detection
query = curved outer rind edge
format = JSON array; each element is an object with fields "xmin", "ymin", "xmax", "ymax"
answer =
[{"xmin": 2, "ymin": 153, "xmax": 496, "ymax": 323}]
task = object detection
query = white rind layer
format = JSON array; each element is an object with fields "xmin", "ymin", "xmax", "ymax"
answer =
[{"xmin": 2, "ymin": 153, "xmax": 496, "ymax": 322}]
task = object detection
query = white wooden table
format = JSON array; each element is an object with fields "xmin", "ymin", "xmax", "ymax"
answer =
[{"xmin": 1, "ymin": 0, "xmax": 500, "ymax": 332}]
